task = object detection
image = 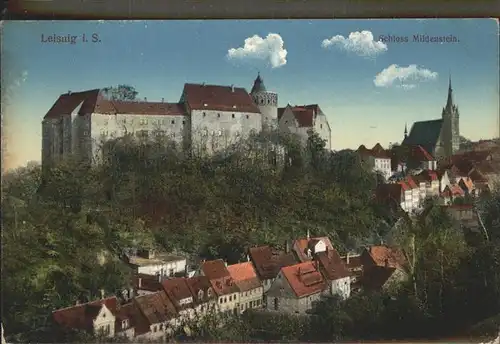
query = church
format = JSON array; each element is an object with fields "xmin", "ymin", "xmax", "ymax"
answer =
[{"xmin": 402, "ymin": 76, "xmax": 460, "ymax": 160}]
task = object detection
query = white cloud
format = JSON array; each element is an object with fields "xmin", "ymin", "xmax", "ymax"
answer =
[
  {"xmin": 374, "ymin": 64, "xmax": 438, "ymax": 89},
  {"xmin": 227, "ymin": 33, "xmax": 288, "ymax": 68},
  {"xmin": 321, "ymin": 30, "xmax": 388, "ymax": 57}
]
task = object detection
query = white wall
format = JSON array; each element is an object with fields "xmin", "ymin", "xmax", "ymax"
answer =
[
  {"xmin": 136, "ymin": 259, "xmax": 186, "ymax": 276},
  {"xmin": 238, "ymin": 286, "xmax": 264, "ymax": 313},
  {"xmin": 92, "ymin": 305, "xmax": 116, "ymax": 338},
  {"xmin": 313, "ymin": 111, "xmax": 332, "ymax": 151},
  {"xmin": 328, "ymin": 276, "xmax": 350, "ymax": 300},
  {"xmin": 216, "ymin": 292, "xmax": 240, "ymax": 314},
  {"xmin": 190, "ymin": 109, "xmax": 262, "ymax": 155}
]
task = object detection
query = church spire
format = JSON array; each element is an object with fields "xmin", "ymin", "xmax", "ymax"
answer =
[{"xmin": 446, "ymin": 73, "xmax": 454, "ymax": 109}]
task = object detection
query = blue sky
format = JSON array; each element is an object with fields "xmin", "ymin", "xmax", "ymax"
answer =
[{"xmin": 3, "ymin": 19, "xmax": 499, "ymax": 169}]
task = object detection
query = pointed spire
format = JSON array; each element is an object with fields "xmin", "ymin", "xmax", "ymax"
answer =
[
  {"xmin": 251, "ymin": 72, "xmax": 266, "ymax": 93},
  {"xmin": 446, "ymin": 72, "xmax": 454, "ymax": 109}
]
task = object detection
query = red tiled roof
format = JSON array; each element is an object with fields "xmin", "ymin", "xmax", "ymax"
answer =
[
  {"xmin": 248, "ymin": 246, "xmax": 297, "ymax": 280},
  {"xmin": 399, "ymin": 181, "xmax": 411, "ymax": 191},
  {"xmin": 161, "ymin": 278, "xmax": 194, "ymax": 311},
  {"xmin": 292, "ymin": 236, "xmax": 335, "ymax": 263},
  {"xmin": 185, "ymin": 275, "xmax": 216, "ymax": 304},
  {"xmin": 227, "ymin": 262, "xmax": 261, "ymax": 292},
  {"xmin": 52, "ymin": 297, "xmax": 119, "ymax": 331},
  {"xmin": 315, "ymin": 249, "xmax": 351, "ymax": 281},
  {"xmin": 281, "ymin": 262, "xmax": 326, "ymax": 298},
  {"xmin": 362, "ymin": 246, "xmax": 406, "ymax": 270},
  {"xmin": 201, "ymin": 259, "xmax": 230, "ymax": 280},
  {"xmin": 201, "ymin": 260, "xmax": 239, "ymax": 296},
  {"xmin": 290, "ymin": 107, "xmax": 314, "ymax": 127},
  {"xmin": 468, "ymin": 169, "xmax": 488, "ymax": 183},
  {"xmin": 362, "ymin": 266, "xmax": 397, "ymax": 290},
  {"xmin": 405, "ymin": 176, "xmax": 418, "ymax": 189},
  {"xmin": 44, "ymin": 89, "xmax": 187, "ymax": 119},
  {"xmin": 182, "ymin": 83, "xmax": 260, "ymax": 113},
  {"xmin": 410, "ymin": 145, "xmax": 434, "ymax": 162},
  {"xmin": 114, "ymin": 303, "xmax": 136, "ymax": 333},
  {"xmin": 375, "ymin": 183, "xmax": 404, "ymax": 203},
  {"xmin": 451, "ymin": 150, "xmax": 492, "ymax": 164},
  {"xmin": 133, "ymin": 291, "xmax": 177, "ymax": 326},
  {"xmin": 134, "ymin": 273, "xmax": 162, "ymax": 292}
]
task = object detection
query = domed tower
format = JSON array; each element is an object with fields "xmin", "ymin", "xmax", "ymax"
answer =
[{"xmin": 250, "ymin": 73, "xmax": 278, "ymax": 131}]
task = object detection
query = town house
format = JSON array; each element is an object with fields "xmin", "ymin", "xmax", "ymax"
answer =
[
  {"xmin": 266, "ymin": 261, "xmax": 326, "ymax": 315},
  {"xmin": 357, "ymin": 143, "xmax": 393, "ymax": 181},
  {"xmin": 185, "ymin": 275, "xmax": 218, "ymax": 318},
  {"xmin": 161, "ymin": 278, "xmax": 196, "ymax": 323},
  {"xmin": 132, "ymin": 291, "xmax": 179, "ymax": 340},
  {"xmin": 52, "ymin": 296, "xmax": 119, "ymax": 338},
  {"xmin": 248, "ymin": 245, "xmax": 297, "ymax": 295},
  {"xmin": 199, "ymin": 259, "xmax": 240, "ymax": 315},
  {"xmin": 360, "ymin": 246, "xmax": 408, "ymax": 292},
  {"xmin": 314, "ymin": 248, "xmax": 351, "ymax": 300},
  {"xmin": 227, "ymin": 261, "xmax": 264, "ymax": 313}
]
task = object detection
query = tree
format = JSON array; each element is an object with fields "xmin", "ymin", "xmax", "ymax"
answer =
[{"xmin": 102, "ymin": 85, "xmax": 139, "ymax": 101}]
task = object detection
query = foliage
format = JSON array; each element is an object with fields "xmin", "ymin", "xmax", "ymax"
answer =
[
  {"xmin": 3, "ymin": 131, "xmax": 500, "ymax": 342},
  {"xmin": 102, "ymin": 84, "xmax": 139, "ymax": 101}
]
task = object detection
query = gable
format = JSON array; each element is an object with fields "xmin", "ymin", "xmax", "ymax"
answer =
[
  {"xmin": 267, "ymin": 271, "xmax": 294, "ymax": 297},
  {"xmin": 94, "ymin": 305, "xmax": 115, "ymax": 325},
  {"xmin": 313, "ymin": 240, "xmax": 326, "ymax": 254}
]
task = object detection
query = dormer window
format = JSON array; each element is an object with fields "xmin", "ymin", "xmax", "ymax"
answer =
[
  {"xmin": 198, "ymin": 290, "xmax": 204, "ymax": 300},
  {"xmin": 122, "ymin": 319, "xmax": 128, "ymax": 329},
  {"xmin": 207, "ymin": 288, "xmax": 212, "ymax": 297}
]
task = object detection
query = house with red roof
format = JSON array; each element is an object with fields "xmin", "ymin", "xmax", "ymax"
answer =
[
  {"xmin": 407, "ymin": 145, "xmax": 437, "ymax": 171},
  {"xmin": 52, "ymin": 296, "xmax": 119, "ymax": 338},
  {"xmin": 185, "ymin": 275, "xmax": 218, "ymax": 318},
  {"xmin": 440, "ymin": 184, "xmax": 466, "ymax": 205},
  {"xmin": 132, "ymin": 291, "xmax": 179, "ymax": 340},
  {"xmin": 359, "ymin": 246, "xmax": 408, "ymax": 292},
  {"xmin": 248, "ymin": 245, "xmax": 297, "ymax": 293},
  {"xmin": 198, "ymin": 259, "xmax": 240, "ymax": 315},
  {"xmin": 160, "ymin": 278, "xmax": 196, "ymax": 322},
  {"xmin": 375, "ymin": 180, "xmax": 419, "ymax": 214},
  {"xmin": 266, "ymin": 261, "xmax": 327, "ymax": 314},
  {"xmin": 357, "ymin": 143, "xmax": 393, "ymax": 180},
  {"xmin": 278, "ymin": 104, "xmax": 331, "ymax": 150},
  {"xmin": 227, "ymin": 261, "xmax": 264, "ymax": 313}
]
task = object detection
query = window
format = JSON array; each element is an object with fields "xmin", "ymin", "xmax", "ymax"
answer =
[
  {"xmin": 153, "ymin": 325, "xmax": 157, "ymax": 333},
  {"xmin": 219, "ymin": 298, "xmax": 223, "ymax": 304},
  {"xmin": 171, "ymin": 119, "xmax": 175, "ymax": 124},
  {"xmin": 320, "ymin": 124, "xmax": 323, "ymax": 129},
  {"xmin": 217, "ymin": 113, "xmax": 221, "ymax": 118},
  {"xmin": 203, "ymin": 112, "xmax": 206, "ymax": 117},
  {"xmin": 156, "ymin": 130, "xmax": 165, "ymax": 136},
  {"xmin": 246, "ymin": 115, "xmax": 249, "ymax": 119},
  {"xmin": 160, "ymin": 324, "xmax": 164, "ymax": 330},
  {"xmin": 229, "ymin": 295, "xmax": 232, "ymax": 301},
  {"xmin": 232, "ymin": 114, "xmax": 235, "ymax": 118},
  {"xmin": 140, "ymin": 119, "xmax": 148, "ymax": 125},
  {"xmin": 224, "ymin": 297, "xmax": 227, "ymax": 303},
  {"xmin": 162, "ymin": 119, "xmax": 167, "ymax": 125},
  {"xmin": 274, "ymin": 298, "xmax": 279, "ymax": 310},
  {"xmin": 182, "ymin": 120, "xmax": 186, "ymax": 125}
]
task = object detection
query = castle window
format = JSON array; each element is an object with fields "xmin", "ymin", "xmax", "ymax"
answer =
[
  {"xmin": 246, "ymin": 115, "xmax": 249, "ymax": 119},
  {"xmin": 217, "ymin": 113, "xmax": 221, "ymax": 118},
  {"xmin": 232, "ymin": 114, "xmax": 235, "ymax": 118},
  {"xmin": 182, "ymin": 120, "xmax": 186, "ymax": 125},
  {"xmin": 320, "ymin": 124, "xmax": 323, "ymax": 129},
  {"xmin": 171, "ymin": 120, "xmax": 175, "ymax": 124},
  {"xmin": 203, "ymin": 112, "xmax": 206, "ymax": 117}
]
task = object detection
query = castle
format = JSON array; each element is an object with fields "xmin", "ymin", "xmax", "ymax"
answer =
[
  {"xmin": 402, "ymin": 75, "xmax": 460, "ymax": 159},
  {"xmin": 41, "ymin": 74, "xmax": 332, "ymax": 167}
]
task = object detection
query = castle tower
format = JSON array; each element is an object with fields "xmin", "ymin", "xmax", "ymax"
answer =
[
  {"xmin": 250, "ymin": 73, "xmax": 278, "ymax": 131},
  {"xmin": 441, "ymin": 74, "xmax": 460, "ymax": 156}
]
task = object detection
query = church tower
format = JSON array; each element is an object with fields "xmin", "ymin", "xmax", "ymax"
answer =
[
  {"xmin": 250, "ymin": 73, "xmax": 278, "ymax": 131},
  {"xmin": 441, "ymin": 75, "xmax": 460, "ymax": 156}
]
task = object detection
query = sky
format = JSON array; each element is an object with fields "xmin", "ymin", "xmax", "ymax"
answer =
[{"xmin": 2, "ymin": 19, "xmax": 499, "ymax": 169}]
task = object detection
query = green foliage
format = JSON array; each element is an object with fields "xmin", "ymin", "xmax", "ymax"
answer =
[{"xmin": 102, "ymin": 84, "xmax": 139, "ymax": 101}]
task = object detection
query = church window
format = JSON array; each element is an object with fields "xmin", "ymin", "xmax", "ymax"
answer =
[{"xmin": 232, "ymin": 114, "xmax": 235, "ymax": 119}]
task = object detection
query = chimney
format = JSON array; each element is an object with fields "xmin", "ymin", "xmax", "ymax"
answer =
[
  {"xmin": 138, "ymin": 278, "xmax": 142, "ymax": 289},
  {"xmin": 75, "ymin": 300, "xmax": 80, "ymax": 306},
  {"xmin": 68, "ymin": 90, "xmax": 72, "ymax": 95},
  {"xmin": 144, "ymin": 97, "xmax": 147, "ymax": 102},
  {"xmin": 246, "ymin": 254, "xmax": 250, "ymax": 262},
  {"xmin": 202, "ymin": 82, "xmax": 206, "ymax": 87},
  {"xmin": 231, "ymin": 84, "xmax": 235, "ymax": 92},
  {"xmin": 158, "ymin": 273, "xmax": 162, "ymax": 283},
  {"xmin": 285, "ymin": 240, "xmax": 290, "ymax": 254},
  {"xmin": 306, "ymin": 229, "xmax": 310, "ymax": 240},
  {"xmin": 100, "ymin": 289, "xmax": 105, "ymax": 299},
  {"xmin": 224, "ymin": 261, "xmax": 228, "ymax": 267},
  {"xmin": 161, "ymin": 97, "xmax": 164, "ymax": 102},
  {"xmin": 346, "ymin": 252, "xmax": 350, "ymax": 265}
]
